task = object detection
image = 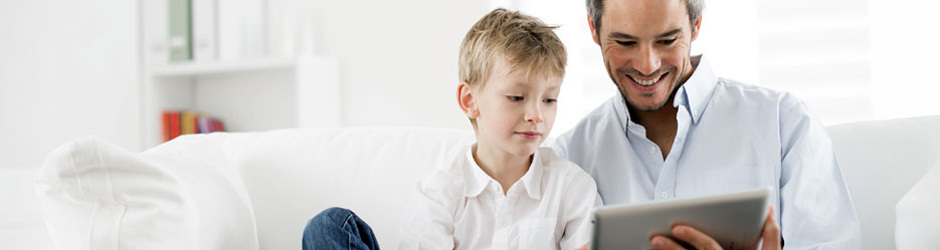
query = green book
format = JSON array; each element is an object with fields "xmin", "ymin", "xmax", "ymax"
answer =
[{"xmin": 168, "ymin": 0, "xmax": 192, "ymax": 62}]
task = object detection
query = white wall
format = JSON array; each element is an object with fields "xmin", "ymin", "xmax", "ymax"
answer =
[
  {"xmin": 0, "ymin": 0, "xmax": 140, "ymax": 169},
  {"xmin": 307, "ymin": 1, "xmax": 489, "ymax": 130},
  {"xmin": 869, "ymin": 0, "xmax": 940, "ymax": 119}
]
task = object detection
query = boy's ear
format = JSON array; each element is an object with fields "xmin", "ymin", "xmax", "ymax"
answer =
[{"xmin": 457, "ymin": 82, "xmax": 479, "ymax": 119}]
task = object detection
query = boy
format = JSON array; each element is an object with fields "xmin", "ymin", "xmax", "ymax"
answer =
[
  {"xmin": 398, "ymin": 8, "xmax": 600, "ymax": 250},
  {"xmin": 301, "ymin": 8, "xmax": 599, "ymax": 250}
]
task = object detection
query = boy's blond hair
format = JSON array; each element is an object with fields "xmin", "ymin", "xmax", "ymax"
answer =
[{"xmin": 458, "ymin": 8, "xmax": 567, "ymax": 127}]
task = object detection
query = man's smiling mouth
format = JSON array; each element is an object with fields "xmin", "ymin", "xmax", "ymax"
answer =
[{"xmin": 628, "ymin": 72, "xmax": 666, "ymax": 86}]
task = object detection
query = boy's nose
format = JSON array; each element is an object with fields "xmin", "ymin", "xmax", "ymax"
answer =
[{"xmin": 525, "ymin": 105, "xmax": 543, "ymax": 123}]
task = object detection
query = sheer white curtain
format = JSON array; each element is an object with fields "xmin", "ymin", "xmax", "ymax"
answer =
[{"xmin": 495, "ymin": 0, "xmax": 940, "ymax": 137}]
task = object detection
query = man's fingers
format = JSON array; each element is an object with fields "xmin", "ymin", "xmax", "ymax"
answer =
[
  {"xmin": 649, "ymin": 235, "xmax": 687, "ymax": 250},
  {"xmin": 672, "ymin": 225, "xmax": 723, "ymax": 250},
  {"xmin": 760, "ymin": 206, "xmax": 782, "ymax": 250},
  {"xmin": 576, "ymin": 242, "xmax": 589, "ymax": 250}
]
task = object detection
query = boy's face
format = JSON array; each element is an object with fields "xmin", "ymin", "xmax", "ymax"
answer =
[{"xmin": 466, "ymin": 58, "xmax": 561, "ymax": 157}]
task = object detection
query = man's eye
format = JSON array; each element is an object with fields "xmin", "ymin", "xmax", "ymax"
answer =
[
  {"xmin": 508, "ymin": 96, "xmax": 524, "ymax": 102},
  {"xmin": 544, "ymin": 98, "xmax": 557, "ymax": 104},
  {"xmin": 615, "ymin": 40, "xmax": 636, "ymax": 46},
  {"xmin": 659, "ymin": 38, "xmax": 677, "ymax": 45}
]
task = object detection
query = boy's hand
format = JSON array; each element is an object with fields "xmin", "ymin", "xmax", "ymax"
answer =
[{"xmin": 648, "ymin": 207, "xmax": 781, "ymax": 250}]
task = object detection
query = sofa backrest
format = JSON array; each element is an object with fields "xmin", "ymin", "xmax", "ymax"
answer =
[
  {"xmin": 144, "ymin": 117, "xmax": 940, "ymax": 250},
  {"xmin": 826, "ymin": 116, "xmax": 940, "ymax": 250},
  {"xmin": 35, "ymin": 116, "xmax": 940, "ymax": 250},
  {"xmin": 223, "ymin": 127, "xmax": 475, "ymax": 250}
]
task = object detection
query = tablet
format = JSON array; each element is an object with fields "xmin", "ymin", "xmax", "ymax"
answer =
[{"xmin": 590, "ymin": 187, "xmax": 771, "ymax": 250}]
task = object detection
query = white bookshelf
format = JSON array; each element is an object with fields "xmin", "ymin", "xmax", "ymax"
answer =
[{"xmin": 142, "ymin": 56, "xmax": 341, "ymax": 148}]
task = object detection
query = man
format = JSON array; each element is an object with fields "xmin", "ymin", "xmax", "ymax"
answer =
[{"xmin": 552, "ymin": 0, "xmax": 862, "ymax": 249}]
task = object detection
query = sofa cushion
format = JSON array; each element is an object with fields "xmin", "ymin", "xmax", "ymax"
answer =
[
  {"xmin": 0, "ymin": 167, "xmax": 54, "ymax": 250},
  {"xmin": 895, "ymin": 158, "xmax": 940, "ymax": 250},
  {"xmin": 35, "ymin": 135, "xmax": 259, "ymax": 250},
  {"xmin": 826, "ymin": 115, "xmax": 940, "ymax": 250}
]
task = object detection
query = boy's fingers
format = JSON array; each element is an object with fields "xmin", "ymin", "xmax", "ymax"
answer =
[{"xmin": 760, "ymin": 206, "xmax": 782, "ymax": 250}]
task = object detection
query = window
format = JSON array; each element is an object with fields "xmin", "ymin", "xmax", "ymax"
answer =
[{"xmin": 497, "ymin": 0, "xmax": 940, "ymax": 137}]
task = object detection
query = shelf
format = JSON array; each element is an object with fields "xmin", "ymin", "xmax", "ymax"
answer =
[
  {"xmin": 149, "ymin": 57, "xmax": 299, "ymax": 77},
  {"xmin": 142, "ymin": 56, "xmax": 341, "ymax": 147}
]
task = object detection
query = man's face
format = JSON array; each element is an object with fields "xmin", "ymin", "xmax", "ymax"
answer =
[{"xmin": 590, "ymin": 0, "xmax": 700, "ymax": 111}]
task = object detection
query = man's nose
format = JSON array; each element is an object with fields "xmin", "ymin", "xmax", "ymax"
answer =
[{"xmin": 635, "ymin": 44, "xmax": 661, "ymax": 75}]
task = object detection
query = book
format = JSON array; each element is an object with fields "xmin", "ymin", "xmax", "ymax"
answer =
[
  {"xmin": 143, "ymin": 0, "xmax": 170, "ymax": 65},
  {"xmin": 181, "ymin": 111, "xmax": 197, "ymax": 135},
  {"xmin": 169, "ymin": 111, "xmax": 181, "ymax": 140},
  {"xmin": 162, "ymin": 111, "xmax": 172, "ymax": 142},
  {"xmin": 192, "ymin": 0, "xmax": 217, "ymax": 61},
  {"xmin": 168, "ymin": 0, "xmax": 193, "ymax": 62},
  {"xmin": 212, "ymin": 119, "xmax": 225, "ymax": 132},
  {"xmin": 198, "ymin": 116, "xmax": 211, "ymax": 133},
  {"xmin": 162, "ymin": 110, "xmax": 225, "ymax": 141}
]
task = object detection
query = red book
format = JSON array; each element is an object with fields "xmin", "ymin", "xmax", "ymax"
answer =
[
  {"xmin": 169, "ymin": 111, "xmax": 181, "ymax": 140},
  {"xmin": 212, "ymin": 119, "xmax": 225, "ymax": 132},
  {"xmin": 162, "ymin": 111, "xmax": 171, "ymax": 142}
]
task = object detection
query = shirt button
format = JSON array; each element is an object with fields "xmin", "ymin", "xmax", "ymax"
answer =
[
  {"xmin": 661, "ymin": 192, "xmax": 669, "ymax": 199},
  {"xmin": 498, "ymin": 220, "xmax": 509, "ymax": 228},
  {"xmin": 650, "ymin": 146, "xmax": 656, "ymax": 154}
]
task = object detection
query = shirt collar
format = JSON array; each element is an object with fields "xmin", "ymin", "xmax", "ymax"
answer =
[
  {"xmin": 462, "ymin": 145, "xmax": 543, "ymax": 200},
  {"xmin": 673, "ymin": 55, "xmax": 718, "ymax": 124},
  {"xmin": 613, "ymin": 54, "xmax": 718, "ymax": 130}
]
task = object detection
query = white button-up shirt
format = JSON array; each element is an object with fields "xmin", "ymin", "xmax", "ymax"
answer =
[
  {"xmin": 553, "ymin": 55, "xmax": 861, "ymax": 249},
  {"xmin": 399, "ymin": 146, "xmax": 601, "ymax": 250}
]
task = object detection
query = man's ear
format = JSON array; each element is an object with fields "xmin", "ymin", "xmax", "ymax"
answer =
[
  {"xmin": 690, "ymin": 16, "xmax": 702, "ymax": 41},
  {"xmin": 457, "ymin": 82, "xmax": 479, "ymax": 119},
  {"xmin": 588, "ymin": 15, "xmax": 601, "ymax": 46}
]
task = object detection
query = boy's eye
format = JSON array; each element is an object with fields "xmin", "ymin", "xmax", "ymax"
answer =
[
  {"xmin": 659, "ymin": 38, "xmax": 677, "ymax": 45},
  {"xmin": 543, "ymin": 98, "xmax": 557, "ymax": 104},
  {"xmin": 507, "ymin": 96, "xmax": 524, "ymax": 102},
  {"xmin": 615, "ymin": 40, "xmax": 636, "ymax": 47}
]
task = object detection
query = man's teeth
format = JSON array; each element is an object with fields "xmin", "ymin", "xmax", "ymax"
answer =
[{"xmin": 632, "ymin": 75, "xmax": 662, "ymax": 86}]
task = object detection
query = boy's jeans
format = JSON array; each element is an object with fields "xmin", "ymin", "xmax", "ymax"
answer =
[{"xmin": 302, "ymin": 207, "xmax": 381, "ymax": 250}]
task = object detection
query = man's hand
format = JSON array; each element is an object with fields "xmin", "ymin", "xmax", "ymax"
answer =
[
  {"xmin": 648, "ymin": 207, "xmax": 781, "ymax": 250},
  {"xmin": 577, "ymin": 242, "xmax": 589, "ymax": 250}
]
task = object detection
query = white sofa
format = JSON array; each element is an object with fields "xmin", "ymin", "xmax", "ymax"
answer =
[{"xmin": 4, "ymin": 116, "xmax": 939, "ymax": 250}]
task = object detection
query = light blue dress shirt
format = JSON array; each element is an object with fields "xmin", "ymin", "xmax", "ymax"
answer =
[{"xmin": 553, "ymin": 55, "xmax": 861, "ymax": 249}]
